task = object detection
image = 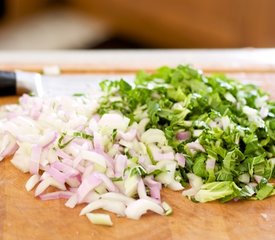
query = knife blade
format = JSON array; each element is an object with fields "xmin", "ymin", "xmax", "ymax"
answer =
[
  {"xmin": 0, "ymin": 71, "xmax": 134, "ymax": 97},
  {"xmin": 0, "ymin": 70, "xmax": 43, "ymax": 96}
]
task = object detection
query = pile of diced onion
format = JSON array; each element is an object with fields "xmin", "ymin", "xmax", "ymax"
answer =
[{"xmin": 0, "ymin": 94, "xmax": 198, "ymax": 226}]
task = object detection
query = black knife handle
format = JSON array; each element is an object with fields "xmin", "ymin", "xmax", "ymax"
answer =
[{"xmin": 0, "ymin": 71, "xmax": 16, "ymax": 96}]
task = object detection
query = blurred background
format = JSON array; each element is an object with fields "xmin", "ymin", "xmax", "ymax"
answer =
[{"xmin": 0, "ymin": 0, "xmax": 275, "ymax": 49}]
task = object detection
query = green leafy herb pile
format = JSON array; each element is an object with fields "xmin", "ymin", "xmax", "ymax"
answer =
[{"xmin": 98, "ymin": 65, "xmax": 275, "ymax": 202}]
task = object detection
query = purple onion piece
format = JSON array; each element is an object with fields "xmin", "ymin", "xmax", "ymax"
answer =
[{"xmin": 176, "ymin": 131, "xmax": 191, "ymax": 141}]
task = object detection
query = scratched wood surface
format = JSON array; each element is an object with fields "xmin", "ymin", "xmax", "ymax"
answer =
[{"xmin": 1, "ymin": 50, "xmax": 275, "ymax": 240}]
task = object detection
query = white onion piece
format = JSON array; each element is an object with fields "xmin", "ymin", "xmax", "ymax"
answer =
[
  {"xmin": 149, "ymin": 144, "xmax": 174, "ymax": 161},
  {"xmin": 139, "ymin": 156, "xmax": 152, "ymax": 169},
  {"xmin": 52, "ymin": 161, "xmax": 79, "ymax": 177},
  {"xmin": 73, "ymin": 155, "xmax": 84, "ymax": 169},
  {"xmin": 221, "ymin": 116, "xmax": 231, "ymax": 130},
  {"xmin": 81, "ymin": 150, "xmax": 107, "ymax": 169},
  {"xmin": 238, "ymin": 173, "xmax": 250, "ymax": 184},
  {"xmin": 29, "ymin": 145, "xmax": 42, "ymax": 175},
  {"xmin": 77, "ymin": 173, "xmax": 102, "ymax": 202},
  {"xmin": 119, "ymin": 139, "xmax": 133, "ymax": 149},
  {"xmin": 254, "ymin": 175, "xmax": 263, "ymax": 184},
  {"xmin": 208, "ymin": 120, "xmax": 219, "ymax": 129},
  {"xmin": 0, "ymin": 132, "xmax": 18, "ymax": 161},
  {"xmin": 75, "ymin": 163, "xmax": 86, "ymax": 173},
  {"xmin": 206, "ymin": 158, "xmax": 216, "ymax": 170},
  {"xmin": 124, "ymin": 175, "xmax": 139, "ymax": 197},
  {"xmin": 39, "ymin": 191, "xmax": 73, "ymax": 200},
  {"xmin": 141, "ymin": 129, "xmax": 167, "ymax": 146},
  {"xmin": 46, "ymin": 166, "xmax": 67, "ymax": 184},
  {"xmin": 224, "ymin": 92, "xmax": 236, "ymax": 103},
  {"xmin": 1, "ymin": 141, "xmax": 18, "ymax": 160},
  {"xmin": 155, "ymin": 160, "xmax": 175, "ymax": 169},
  {"xmin": 61, "ymin": 158, "xmax": 75, "ymax": 168},
  {"xmin": 182, "ymin": 173, "xmax": 203, "ymax": 197},
  {"xmin": 35, "ymin": 177, "xmax": 66, "ymax": 196},
  {"xmin": 100, "ymin": 192, "xmax": 135, "ymax": 205},
  {"xmin": 162, "ymin": 201, "xmax": 173, "ymax": 215},
  {"xmin": 94, "ymin": 184, "xmax": 107, "ymax": 195},
  {"xmin": 69, "ymin": 187, "xmax": 77, "ymax": 193},
  {"xmin": 40, "ymin": 172, "xmax": 51, "ymax": 180},
  {"xmin": 39, "ymin": 147, "xmax": 50, "ymax": 167},
  {"xmin": 56, "ymin": 149, "xmax": 73, "ymax": 160},
  {"xmin": 137, "ymin": 142, "xmax": 147, "ymax": 155},
  {"xmin": 67, "ymin": 115, "xmax": 87, "ymax": 130},
  {"xmin": 98, "ymin": 113, "xmax": 130, "ymax": 132},
  {"xmin": 137, "ymin": 179, "xmax": 159, "ymax": 204},
  {"xmin": 30, "ymin": 100, "xmax": 42, "ymax": 120},
  {"xmin": 168, "ymin": 181, "xmax": 185, "ymax": 191},
  {"xmin": 94, "ymin": 172, "xmax": 118, "ymax": 192},
  {"xmin": 16, "ymin": 134, "xmax": 39, "ymax": 144},
  {"xmin": 63, "ymin": 143, "xmax": 80, "ymax": 158},
  {"xmin": 65, "ymin": 194, "xmax": 78, "ymax": 208},
  {"xmin": 175, "ymin": 153, "xmax": 185, "ymax": 168},
  {"xmin": 260, "ymin": 106, "xmax": 269, "ymax": 119},
  {"xmin": 39, "ymin": 131, "xmax": 57, "ymax": 148},
  {"xmin": 137, "ymin": 179, "xmax": 147, "ymax": 199},
  {"xmin": 144, "ymin": 177, "xmax": 161, "ymax": 201},
  {"xmin": 161, "ymin": 145, "xmax": 173, "ymax": 153},
  {"xmin": 137, "ymin": 118, "xmax": 149, "ymax": 138},
  {"xmin": 82, "ymin": 164, "xmax": 94, "ymax": 179},
  {"xmin": 243, "ymin": 106, "xmax": 265, "ymax": 128},
  {"xmin": 186, "ymin": 141, "xmax": 205, "ymax": 153},
  {"xmin": 270, "ymin": 158, "xmax": 275, "ymax": 166},
  {"xmin": 125, "ymin": 199, "xmax": 164, "ymax": 220},
  {"xmin": 88, "ymin": 115, "xmax": 100, "ymax": 132},
  {"xmin": 5, "ymin": 117, "xmax": 38, "ymax": 137},
  {"xmin": 25, "ymin": 174, "xmax": 40, "ymax": 191},
  {"xmin": 80, "ymin": 199, "xmax": 126, "ymax": 216},
  {"xmin": 82, "ymin": 191, "xmax": 100, "ymax": 203},
  {"xmin": 118, "ymin": 128, "xmax": 137, "ymax": 141},
  {"xmin": 66, "ymin": 177, "xmax": 81, "ymax": 188},
  {"xmin": 93, "ymin": 131, "xmax": 104, "ymax": 151},
  {"xmin": 107, "ymin": 143, "xmax": 120, "ymax": 157},
  {"xmin": 248, "ymin": 182, "xmax": 257, "ymax": 188},
  {"xmin": 193, "ymin": 129, "xmax": 203, "ymax": 137},
  {"xmin": 114, "ymin": 154, "xmax": 127, "ymax": 177},
  {"xmin": 255, "ymin": 95, "xmax": 268, "ymax": 108},
  {"xmin": 153, "ymin": 151, "xmax": 174, "ymax": 162},
  {"xmin": 155, "ymin": 161, "xmax": 184, "ymax": 191},
  {"xmin": 10, "ymin": 142, "xmax": 32, "ymax": 173},
  {"xmin": 94, "ymin": 149, "xmax": 115, "ymax": 173},
  {"xmin": 86, "ymin": 213, "xmax": 113, "ymax": 226}
]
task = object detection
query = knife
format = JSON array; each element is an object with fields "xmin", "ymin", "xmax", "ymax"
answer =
[
  {"xmin": 0, "ymin": 70, "xmax": 43, "ymax": 96},
  {"xmin": 0, "ymin": 71, "xmax": 134, "ymax": 97}
]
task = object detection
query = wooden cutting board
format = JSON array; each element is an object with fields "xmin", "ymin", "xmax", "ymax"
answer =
[{"xmin": 1, "ymin": 50, "xmax": 275, "ymax": 240}]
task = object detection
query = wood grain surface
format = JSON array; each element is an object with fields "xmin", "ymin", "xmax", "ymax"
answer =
[
  {"xmin": 0, "ymin": 49, "xmax": 275, "ymax": 73},
  {"xmin": 1, "ymin": 50, "xmax": 275, "ymax": 240}
]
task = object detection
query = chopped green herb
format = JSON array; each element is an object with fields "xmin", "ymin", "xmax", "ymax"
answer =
[
  {"xmin": 110, "ymin": 177, "xmax": 123, "ymax": 182},
  {"xmin": 128, "ymin": 165, "xmax": 147, "ymax": 177},
  {"xmin": 98, "ymin": 65, "xmax": 275, "ymax": 202},
  {"xmin": 57, "ymin": 132, "xmax": 75, "ymax": 149},
  {"xmin": 73, "ymin": 131, "xmax": 93, "ymax": 141},
  {"xmin": 73, "ymin": 93, "xmax": 85, "ymax": 97},
  {"xmin": 111, "ymin": 129, "xmax": 118, "ymax": 142}
]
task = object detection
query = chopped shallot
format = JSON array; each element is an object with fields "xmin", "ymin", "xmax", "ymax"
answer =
[
  {"xmin": 0, "ymin": 92, "xmax": 185, "ymax": 226},
  {"xmin": 80, "ymin": 199, "xmax": 126, "ymax": 216},
  {"xmin": 125, "ymin": 199, "xmax": 164, "ymax": 220}
]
